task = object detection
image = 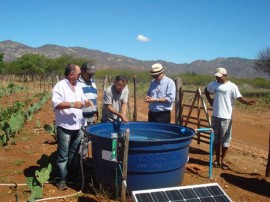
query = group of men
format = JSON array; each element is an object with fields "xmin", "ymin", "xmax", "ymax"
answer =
[{"xmin": 52, "ymin": 62, "xmax": 255, "ymax": 190}]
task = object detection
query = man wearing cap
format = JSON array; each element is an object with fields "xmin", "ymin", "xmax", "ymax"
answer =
[
  {"xmin": 77, "ymin": 62, "xmax": 98, "ymax": 125},
  {"xmin": 205, "ymin": 67, "xmax": 256, "ymax": 170},
  {"xmin": 145, "ymin": 63, "xmax": 176, "ymax": 123}
]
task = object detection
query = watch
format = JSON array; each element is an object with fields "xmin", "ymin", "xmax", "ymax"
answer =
[{"xmin": 70, "ymin": 102, "xmax": 74, "ymax": 108}]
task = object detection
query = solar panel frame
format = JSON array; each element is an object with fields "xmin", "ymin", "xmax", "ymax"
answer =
[{"xmin": 132, "ymin": 183, "xmax": 232, "ymax": 202}]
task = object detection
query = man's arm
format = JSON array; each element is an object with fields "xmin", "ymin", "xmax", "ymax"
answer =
[
  {"xmin": 55, "ymin": 101, "xmax": 87, "ymax": 109},
  {"xmin": 237, "ymin": 97, "xmax": 256, "ymax": 105},
  {"xmin": 106, "ymin": 104, "xmax": 128, "ymax": 122},
  {"xmin": 204, "ymin": 87, "xmax": 213, "ymax": 107},
  {"xmin": 120, "ymin": 102, "xmax": 128, "ymax": 122}
]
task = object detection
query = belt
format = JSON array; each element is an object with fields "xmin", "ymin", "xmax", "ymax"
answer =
[{"xmin": 83, "ymin": 112, "xmax": 96, "ymax": 118}]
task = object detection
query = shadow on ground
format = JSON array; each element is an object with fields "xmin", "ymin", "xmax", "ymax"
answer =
[
  {"xmin": 221, "ymin": 173, "xmax": 270, "ymax": 198},
  {"xmin": 188, "ymin": 146, "xmax": 210, "ymax": 167}
]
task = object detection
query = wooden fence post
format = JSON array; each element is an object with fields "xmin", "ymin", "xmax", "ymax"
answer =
[
  {"xmin": 266, "ymin": 132, "xmax": 270, "ymax": 177},
  {"xmin": 133, "ymin": 76, "xmax": 137, "ymax": 121},
  {"xmin": 175, "ymin": 77, "xmax": 182, "ymax": 125},
  {"xmin": 200, "ymin": 90, "xmax": 212, "ymax": 126},
  {"xmin": 102, "ymin": 75, "xmax": 108, "ymax": 91},
  {"xmin": 121, "ymin": 128, "xmax": 130, "ymax": 202},
  {"xmin": 43, "ymin": 75, "xmax": 45, "ymax": 91},
  {"xmin": 184, "ymin": 89, "xmax": 199, "ymax": 127},
  {"xmin": 39, "ymin": 76, "xmax": 42, "ymax": 90},
  {"xmin": 51, "ymin": 75, "xmax": 54, "ymax": 89}
]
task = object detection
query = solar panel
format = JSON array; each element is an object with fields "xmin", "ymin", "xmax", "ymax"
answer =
[{"xmin": 132, "ymin": 183, "xmax": 232, "ymax": 202}]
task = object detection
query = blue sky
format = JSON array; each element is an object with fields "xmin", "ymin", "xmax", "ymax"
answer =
[{"xmin": 1, "ymin": 0, "xmax": 270, "ymax": 64}]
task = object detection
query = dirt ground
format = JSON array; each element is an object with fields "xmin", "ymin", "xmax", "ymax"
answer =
[{"xmin": 0, "ymin": 88, "xmax": 269, "ymax": 202}]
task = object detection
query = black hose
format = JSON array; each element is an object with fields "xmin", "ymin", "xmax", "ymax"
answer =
[
  {"xmin": 79, "ymin": 139, "xmax": 85, "ymax": 191},
  {"xmin": 78, "ymin": 126, "xmax": 91, "ymax": 192}
]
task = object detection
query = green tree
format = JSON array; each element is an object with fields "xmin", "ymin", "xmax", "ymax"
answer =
[
  {"xmin": 47, "ymin": 55, "xmax": 95, "ymax": 75},
  {"xmin": 14, "ymin": 54, "xmax": 49, "ymax": 79},
  {"xmin": 255, "ymin": 47, "xmax": 270, "ymax": 75}
]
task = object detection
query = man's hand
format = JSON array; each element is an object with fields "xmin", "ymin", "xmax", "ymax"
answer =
[
  {"xmin": 120, "ymin": 113, "xmax": 129, "ymax": 123},
  {"xmin": 93, "ymin": 114, "xmax": 98, "ymax": 123},
  {"xmin": 73, "ymin": 101, "xmax": 84, "ymax": 109},
  {"xmin": 144, "ymin": 96, "xmax": 151, "ymax": 102},
  {"xmin": 84, "ymin": 100, "xmax": 94, "ymax": 107},
  {"xmin": 144, "ymin": 96, "xmax": 158, "ymax": 102}
]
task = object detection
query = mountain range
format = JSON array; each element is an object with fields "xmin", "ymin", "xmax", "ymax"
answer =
[{"xmin": 0, "ymin": 40, "xmax": 269, "ymax": 80}]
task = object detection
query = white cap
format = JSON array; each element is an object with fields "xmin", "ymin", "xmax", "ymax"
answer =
[{"xmin": 214, "ymin": 67, "xmax": 227, "ymax": 77}]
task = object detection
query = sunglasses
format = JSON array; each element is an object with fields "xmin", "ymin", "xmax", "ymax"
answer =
[{"xmin": 152, "ymin": 74, "xmax": 160, "ymax": 78}]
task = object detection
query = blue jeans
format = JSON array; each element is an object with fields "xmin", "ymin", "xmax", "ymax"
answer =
[{"xmin": 56, "ymin": 126, "xmax": 84, "ymax": 183}]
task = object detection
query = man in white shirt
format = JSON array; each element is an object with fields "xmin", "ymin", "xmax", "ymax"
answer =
[
  {"xmin": 52, "ymin": 64, "xmax": 93, "ymax": 190},
  {"xmin": 205, "ymin": 67, "xmax": 256, "ymax": 170}
]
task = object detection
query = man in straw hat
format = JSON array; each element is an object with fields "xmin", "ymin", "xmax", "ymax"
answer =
[
  {"xmin": 144, "ymin": 63, "xmax": 176, "ymax": 123},
  {"xmin": 205, "ymin": 67, "xmax": 256, "ymax": 170}
]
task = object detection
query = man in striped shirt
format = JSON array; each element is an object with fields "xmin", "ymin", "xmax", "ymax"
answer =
[{"xmin": 77, "ymin": 62, "xmax": 98, "ymax": 125}]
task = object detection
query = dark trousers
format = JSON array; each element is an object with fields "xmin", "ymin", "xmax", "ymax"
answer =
[{"xmin": 148, "ymin": 110, "xmax": 171, "ymax": 123}]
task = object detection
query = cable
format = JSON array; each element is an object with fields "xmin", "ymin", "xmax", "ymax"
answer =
[
  {"xmin": 115, "ymin": 166, "xmax": 119, "ymax": 200},
  {"xmin": 0, "ymin": 183, "xmax": 27, "ymax": 186},
  {"xmin": 35, "ymin": 191, "xmax": 82, "ymax": 201},
  {"xmin": 35, "ymin": 136, "xmax": 87, "ymax": 201},
  {"xmin": 1, "ymin": 129, "xmax": 90, "ymax": 202},
  {"xmin": 118, "ymin": 163, "xmax": 131, "ymax": 200}
]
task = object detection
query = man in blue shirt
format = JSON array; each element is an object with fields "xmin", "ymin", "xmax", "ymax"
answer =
[{"xmin": 145, "ymin": 63, "xmax": 176, "ymax": 123}]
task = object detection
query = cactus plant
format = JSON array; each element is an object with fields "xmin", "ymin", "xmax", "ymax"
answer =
[{"xmin": 26, "ymin": 163, "xmax": 52, "ymax": 201}]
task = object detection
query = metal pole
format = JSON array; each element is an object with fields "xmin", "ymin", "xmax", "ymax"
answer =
[
  {"xmin": 196, "ymin": 128, "xmax": 214, "ymax": 179},
  {"xmin": 209, "ymin": 131, "xmax": 214, "ymax": 179}
]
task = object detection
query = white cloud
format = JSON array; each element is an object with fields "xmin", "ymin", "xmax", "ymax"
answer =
[{"xmin": 136, "ymin": 34, "xmax": 150, "ymax": 42}]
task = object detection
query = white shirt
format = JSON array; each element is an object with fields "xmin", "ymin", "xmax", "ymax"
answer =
[
  {"xmin": 52, "ymin": 79, "xmax": 86, "ymax": 130},
  {"xmin": 207, "ymin": 80, "xmax": 242, "ymax": 119}
]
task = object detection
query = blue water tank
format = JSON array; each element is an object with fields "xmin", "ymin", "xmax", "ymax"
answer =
[{"xmin": 87, "ymin": 121, "xmax": 195, "ymax": 191}]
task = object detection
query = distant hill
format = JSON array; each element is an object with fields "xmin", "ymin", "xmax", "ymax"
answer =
[{"xmin": 0, "ymin": 40, "xmax": 269, "ymax": 80}]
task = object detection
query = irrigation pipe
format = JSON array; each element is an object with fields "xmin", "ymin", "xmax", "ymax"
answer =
[
  {"xmin": 0, "ymin": 183, "xmax": 27, "ymax": 186},
  {"xmin": 1, "ymin": 133, "xmax": 90, "ymax": 201},
  {"xmin": 195, "ymin": 128, "xmax": 214, "ymax": 179},
  {"xmin": 35, "ymin": 191, "xmax": 82, "ymax": 201},
  {"xmin": 36, "ymin": 132, "xmax": 91, "ymax": 201},
  {"xmin": 0, "ymin": 181, "xmax": 83, "ymax": 202}
]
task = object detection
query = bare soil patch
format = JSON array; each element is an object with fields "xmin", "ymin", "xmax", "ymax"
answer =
[{"xmin": 0, "ymin": 89, "xmax": 269, "ymax": 202}]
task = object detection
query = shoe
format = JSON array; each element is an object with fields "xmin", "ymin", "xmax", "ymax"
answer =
[
  {"xmin": 212, "ymin": 161, "xmax": 220, "ymax": 168},
  {"xmin": 221, "ymin": 163, "xmax": 229, "ymax": 170},
  {"xmin": 56, "ymin": 181, "xmax": 68, "ymax": 190}
]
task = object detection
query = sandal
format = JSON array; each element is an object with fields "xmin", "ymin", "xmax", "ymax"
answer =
[
  {"xmin": 221, "ymin": 163, "xmax": 229, "ymax": 170},
  {"xmin": 212, "ymin": 161, "xmax": 220, "ymax": 168}
]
